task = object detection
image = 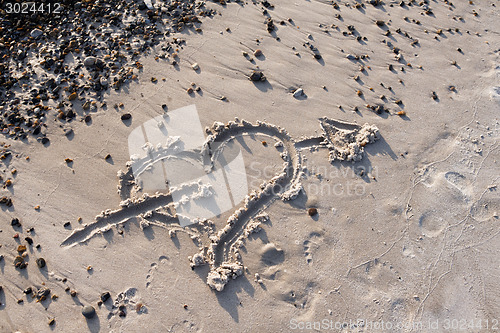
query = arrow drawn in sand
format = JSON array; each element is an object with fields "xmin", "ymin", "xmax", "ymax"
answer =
[{"xmin": 62, "ymin": 106, "xmax": 380, "ymax": 291}]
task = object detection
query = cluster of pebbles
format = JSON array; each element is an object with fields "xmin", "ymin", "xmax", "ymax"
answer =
[{"xmin": 0, "ymin": 0, "xmax": 218, "ymax": 143}]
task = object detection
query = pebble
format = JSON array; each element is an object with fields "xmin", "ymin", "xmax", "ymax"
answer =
[
  {"xmin": 37, "ymin": 287, "xmax": 51, "ymax": 300},
  {"xmin": 121, "ymin": 113, "xmax": 132, "ymax": 121},
  {"xmin": 84, "ymin": 56, "xmax": 97, "ymax": 67},
  {"xmin": 100, "ymin": 77, "xmax": 109, "ymax": 87},
  {"xmin": 11, "ymin": 218, "xmax": 21, "ymax": 227},
  {"xmin": 293, "ymin": 88, "xmax": 305, "ymax": 98},
  {"xmin": 254, "ymin": 49, "xmax": 263, "ymax": 57},
  {"xmin": 36, "ymin": 258, "xmax": 46, "ymax": 268},
  {"xmin": 192, "ymin": 63, "xmax": 200, "ymax": 71},
  {"xmin": 100, "ymin": 291, "xmax": 111, "ymax": 302},
  {"xmin": 249, "ymin": 70, "xmax": 265, "ymax": 82},
  {"xmin": 308, "ymin": 208, "xmax": 318, "ymax": 216},
  {"xmin": 30, "ymin": 28, "xmax": 43, "ymax": 39},
  {"xmin": 82, "ymin": 305, "xmax": 96, "ymax": 319}
]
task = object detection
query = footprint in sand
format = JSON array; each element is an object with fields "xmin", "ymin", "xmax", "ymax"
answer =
[{"xmin": 303, "ymin": 232, "xmax": 323, "ymax": 264}]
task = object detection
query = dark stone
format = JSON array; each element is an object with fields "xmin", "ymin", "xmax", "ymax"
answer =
[
  {"xmin": 100, "ymin": 291, "xmax": 111, "ymax": 302},
  {"xmin": 308, "ymin": 208, "xmax": 318, "ymax": 216},
  {"xmin": 36, "ymin": 258, "xmax": 46, "ymax": 268},
  {"xmin": 37, "ymin": 287, "xmax": 50, "ymax": 299},
  {"xmin": 249, "ymin": 71, "xmax": 265, "ymax": 82},
  {"xmin": 11, "ymin": 218, "xmax": 21, "ymax": 227},
  {"xmin": 121, "ymin": 113, "xmax": 132, "ymax": 120},
  {"xmin": 82, "ymin": 305, "xmax": 96, "ymax": 319}
]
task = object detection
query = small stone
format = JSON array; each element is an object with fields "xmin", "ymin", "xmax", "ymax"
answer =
[
  {"xmin": 105, "ymin": 154, "xmax": 111, "ymax": 160},
  {"xmin": 30, "ymin": 28, "xmax": 43, "ymax": 39},
  {"xmin": 36, "ymin": 258, "xmax": 46, "ymax": 268},
  {"xmin": 376, "ymin": 20, "xmax": 386, "ymax": 27},
  {"xmin": 100, "ymin": 291, "xmax": 111, "ymax": 302},
  {"xmin": 17, "ymin": 245, "xmax": 27, "ymax": 253},
  {"xmin": 11, "ymin": 218, "xmax": 21, "ymax": 227},
  {"xmin": 48, "ymin": 318, "xmax": 55, "ymax": 326},
  {"xmin": 84, "ymin": 56, "xmax": 97, "ymax": 67},
  {"xmin": 37, "ymin": 287, "xmax": 50, "ymax": 299},
  {"xmin": 187, "ymin": 87, "xmax": 194, "ymax": 94},
  {"xmin": 293, "ymin": 88, "xmax": 305, "ymax": 98},
  {"xmin": 68, "ymin": 92, "xmax": 77, "ymax": 101},
  {"xmin": 82, "ymin": 305, "xmax": 96, "ymax": 319},
  {"xmin": 254, "ymin": 49, "xmax": 263, "ymax": 57},
  {"xmin": 100, "ymin": 77, "xmax": 108, "ymax": 87},
  {"xmin": 121, "ymin": 113, "xmax": 132, "ymax": 121},
  {"xmin": 191, "ymin": 63, "xmax": 199, "ymax": 71},
  {"xmin": 249, "ymin": 70, "xmax": 265, "ymax": 82},
  {"xmin": 84, "ymin": 115, "xmax": 92, "ymax": 123},
  {"xmin": 308, "ymin": 207, "xmax": 318, "ymax": 216}
]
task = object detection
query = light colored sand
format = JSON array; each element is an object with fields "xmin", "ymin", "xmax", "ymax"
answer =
[{"xmin": 1, "ymin": 0, "xmax": 499, "ymax": 332}]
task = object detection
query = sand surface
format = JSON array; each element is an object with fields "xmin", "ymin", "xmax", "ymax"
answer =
[{"xmin": 1, "ymin": 0, "xmax": 499, "ymax": 332}]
